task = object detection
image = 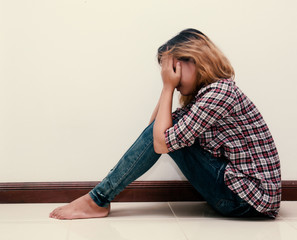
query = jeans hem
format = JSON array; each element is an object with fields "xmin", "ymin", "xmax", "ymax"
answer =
[{"xmin": 89, "ymin": 190, "xmax": 110, "ymax": 208}]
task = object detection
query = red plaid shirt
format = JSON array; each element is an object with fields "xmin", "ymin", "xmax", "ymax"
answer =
[{"xmin": 165, "ymin": 79, "xmax": 281, "ymax": 218}]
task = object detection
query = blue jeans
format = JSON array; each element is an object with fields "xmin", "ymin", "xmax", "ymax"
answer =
[{"xmin": 89, "ymin": 121, "xmax": 265, "ymax": 218}]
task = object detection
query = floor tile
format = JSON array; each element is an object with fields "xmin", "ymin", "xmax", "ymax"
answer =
[
  {"xmin": 285, "ymin": 220, "xmax": 297, "ymax": 230},
  {"xmin": 68, "ymin": 219, "xmax": 186, "ymax": 240},
  {"xmin": 107, "ymin": 202, "xmax": 175, "ymax": 219},
  {"xmin": 169, "ymin": 201, "xmax": 221, "ymax": 218},
  {"xmin": 278, "ymin": 201, "xmax": 297, "ymax": 219},
  {"xmin": 0, "ymin": 203, "xmax": 64, "ymax": 221},
  {"xmin": 0, "ymin": 221, "xmax": 69, "ymax": 240},
  {"xmin": 178, "ymin": 218, "xmax": 297, "ymax": 240},
  {"xmin": 1, "ymin": 201, "xmax": 297, "ymax": 240}
]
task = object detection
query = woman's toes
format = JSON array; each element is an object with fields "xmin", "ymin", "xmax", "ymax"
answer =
[
  {"xmin": 50, "ymin": 207, "xmax": 62, "ymax": 218},
  {"xmin": 49, "ymin": 210, "xmax": 55, "ymax": 218},
  {"xmin": 50, "ymin": 211, "xmax": 57, "ymax": 218}
]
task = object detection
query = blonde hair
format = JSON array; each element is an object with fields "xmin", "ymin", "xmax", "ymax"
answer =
[{"xmin": 157, "ymin": 29, "xmax": 234, "ymax": 107}]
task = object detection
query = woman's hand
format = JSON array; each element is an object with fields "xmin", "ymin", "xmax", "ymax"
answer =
[
  {"xmin": 161, "ymin": 55, "xmax": 181, "ymax": 91},
  {"xmin": 153, "ymin": 54, "xmax": 180, "ymax": 154}
]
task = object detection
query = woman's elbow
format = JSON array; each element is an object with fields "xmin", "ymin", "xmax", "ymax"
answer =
[{"xmin": 153, "ymin": 139, "xmax": 169, "ymax": 154}]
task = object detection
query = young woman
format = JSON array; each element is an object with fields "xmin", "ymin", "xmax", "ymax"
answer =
[{"xmin": 50, "ymin": 29, "xmax": 281, "ymax": 220}]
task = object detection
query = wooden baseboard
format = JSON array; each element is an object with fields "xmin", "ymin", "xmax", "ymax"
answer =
[{"xmin": 0, "ymin": 181, "xmax": 296, "ymax": 203}]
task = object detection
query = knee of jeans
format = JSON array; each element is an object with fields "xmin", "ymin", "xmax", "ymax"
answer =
[{"xmin": 142, "ymin": 121, "xmax": 155, "ymax": 138}]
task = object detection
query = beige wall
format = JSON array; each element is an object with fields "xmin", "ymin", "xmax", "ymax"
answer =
[{"xmin": 0, "ymin": 0, "xmax": 296, "ymax": 182}]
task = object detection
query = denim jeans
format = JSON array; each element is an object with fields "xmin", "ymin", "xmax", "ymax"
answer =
[{"xmin": 89, "ymin": 121, "xmax": 265, "ymax": 218}]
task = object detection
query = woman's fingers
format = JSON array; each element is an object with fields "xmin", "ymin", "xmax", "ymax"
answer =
[
  {"xmin": 161, "ymin": 54, "xmax": 170, "ymax": 69},
  {"xmin": 161, "ymin": 54, "xmax": 174, "ymax": 71},
  {"xmin": 160, "ymin": 54, "xmax": 181, "ymax": 89},
  {"xmin": 167, "ymin": 55, "xmax": 173, "ymax": 69},
  {"xmin": 175, "ymin": 61, "xmax": 181, "ymax": 76}
]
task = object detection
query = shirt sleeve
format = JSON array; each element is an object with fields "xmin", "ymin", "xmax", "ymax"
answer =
[
  {"xmin": 165, "ymin": 81, "xmax": 236, "ymax": 152},
  {"xmin": 171, "ymin": 108, "xmax": 183, "ymax": 120},
  {"xmin": 172, "ymin": 99, "xmax": 196, "ymax": 120},
  {"xmin": 172, "ymin": 107, "xmax": 188, "ymax": 120}
]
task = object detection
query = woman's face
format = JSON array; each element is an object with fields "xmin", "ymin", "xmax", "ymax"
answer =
[{"xmin": 173, "ymin": 57, "xmax": 197, "ymax": 96}]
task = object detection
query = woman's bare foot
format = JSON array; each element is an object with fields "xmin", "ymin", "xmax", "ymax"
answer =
[{"xmin": 49, "ymin": 194, "xmax": 110, "ymax": 220}]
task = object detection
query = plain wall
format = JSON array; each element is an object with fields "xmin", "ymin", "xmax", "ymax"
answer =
[{"xmin": 0, "ymin": 0, "xmax": 296, "ymax": 182}]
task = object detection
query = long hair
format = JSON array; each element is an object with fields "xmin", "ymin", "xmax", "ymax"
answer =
[{"xmin": 157, "ymin": 29, "xmax": 235, "ymax": 107}]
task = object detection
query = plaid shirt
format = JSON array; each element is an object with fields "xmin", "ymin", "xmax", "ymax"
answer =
[{"xmin": 165, "ymin": 79, "xmax": 281, "ymax": 218}]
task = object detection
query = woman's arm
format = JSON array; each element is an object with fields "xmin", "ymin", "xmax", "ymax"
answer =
[
  {"xmin": 153, "ymin": 87, "xmax": 174, "ymax": 153},
  {"xmin": 153, "ymin": 55, "xmax": 181, "ymax": 154},
  {"xmin": 149, "ymin": 95, "xmax": 161, "ymax": 125}
]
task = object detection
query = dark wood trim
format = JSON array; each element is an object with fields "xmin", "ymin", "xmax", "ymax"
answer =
[
  {"xmin": 281, "ymin": 180, "xmax": 297, "ymax": 200},
  {"xmin": 0, "ymin": 180, "xmax": 296, "ymax": 203}
]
